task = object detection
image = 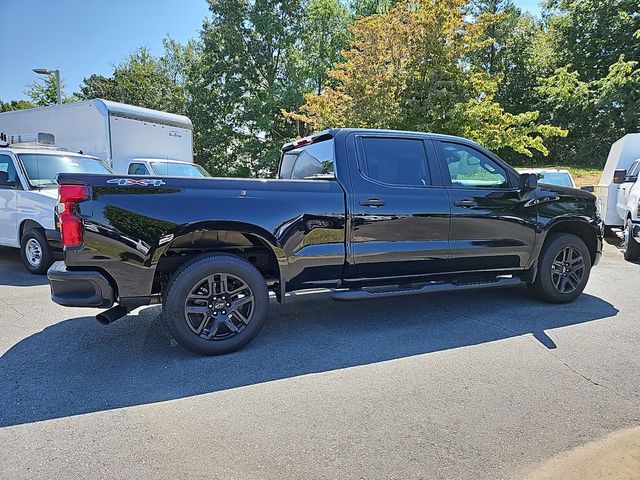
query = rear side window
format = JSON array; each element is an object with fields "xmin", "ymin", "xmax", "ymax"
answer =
[
  {"xmin": 359, "ymin": 137, "xmax": 430, "ymax": 186},
  {"xmin": 280, "ymin": 139, "xmax": 335, "ymax": 180}
]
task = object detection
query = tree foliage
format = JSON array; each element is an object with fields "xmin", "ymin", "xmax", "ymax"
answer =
[
  {"xmin": 2, "ymin": 0, "xmax": 638, "ymax": 172},
  {"xmin": 288, "ymin": 0, "xmax": 566, "ymax": 158},
  {"xmin": 77, "ymin": 37, "xmax": 199, "ymax": 114}
]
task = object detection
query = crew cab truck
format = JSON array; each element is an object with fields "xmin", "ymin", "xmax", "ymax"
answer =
[
  {"xmin": 0, "ymin": 133, "xmax": 112, "ymax": 274},
  {"xmin": 47, "ymin": 129, "xmax": 603, "ymax": 355}
]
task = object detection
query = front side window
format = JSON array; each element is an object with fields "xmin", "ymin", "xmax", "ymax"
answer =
[
  {"xmin": 359, "ymin": 137, "xmax": 430, "ymax": 186},
  {"xmin": 280, "ymin": 139, "xmax": 335, "ymax": 180},
  {"xmin": 18, "ymin": 154, "xmax": 112, "ymax": 188},
  {"xmin": 0, "ymin": 155, "xmax": 19, "ymax": 189},
  {"xmin": 128, "ymin": 163, "xmax": 150, "ymax": 175},
  {"xmin": 627, "ymin": 161, "xmax": 640, "ymax": 178},
  {"xmin": 441, "ymin": 143, "xmax": 508, "ymax": 188}
]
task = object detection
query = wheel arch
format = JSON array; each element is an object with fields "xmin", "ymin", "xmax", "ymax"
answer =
[
  {"xmin": 541, "ymin": 219, "xmax": 599, "ymax": 266},
  {"xmin": 152, "ymin": 221, "xmax": 285, "ymax": 302},
  {"xmin": 19, "ymin": 219, "xmax": 46, "ymax": 239}
]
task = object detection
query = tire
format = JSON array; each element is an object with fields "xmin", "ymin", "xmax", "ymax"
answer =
[
  {"xmin": 528, "ymin": 233, "xmax": 592, "ymax": 304},
  {"xmin": 622, "ymin": 218, "xmax": 640, "ymax": 261},
  {"xmin": 163, "ymin": 253, "xmax": 269, "ymax": 355},
  {"xmin": 20, "ymin": 229, "xmax": 54, "ymax": 275}
]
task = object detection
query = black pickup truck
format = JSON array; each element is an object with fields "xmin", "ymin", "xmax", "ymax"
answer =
[{"xmin": 48, "ymin": 129, "xmax": 603, "ymax": 355}]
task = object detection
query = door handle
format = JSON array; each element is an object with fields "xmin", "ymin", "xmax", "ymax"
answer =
[
  {"xmin": 359, "ymin": 198, "xmax": 385, "ymax": 207},
  {"xmin": 453, "ymin": 199, "xmax": 477, "ymax": 208}
]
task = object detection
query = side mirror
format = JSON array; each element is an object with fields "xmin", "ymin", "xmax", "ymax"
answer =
[
  {"xmin": 519, "ymin": 173, "xmax": 537, "ymax": 191},
  {"xmin": 613, "ymin": 169, "xmax": 626, "ymax": 184},
  {"xmin": 581, "ymin": 185, "xmax": 595, "ymax": 192}
]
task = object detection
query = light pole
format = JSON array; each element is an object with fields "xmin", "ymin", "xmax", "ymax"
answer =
[{"xmin": 32, "ymin": 68, "xmax": 61, "ymax": 105}]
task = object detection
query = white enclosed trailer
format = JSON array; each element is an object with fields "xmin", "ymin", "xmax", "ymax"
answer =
[
  {"xmin": 0, "ymin": 99, "xmax": 196, "ymax": 175},
  {"xmin": 594, "ymin": 133, "xmax": 640, "ymax": 227}
]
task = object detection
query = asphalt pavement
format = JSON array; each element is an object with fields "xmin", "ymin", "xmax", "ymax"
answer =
[{"xmin": 0, "ymin": 242, "xmax": 638, "ymax": 479}]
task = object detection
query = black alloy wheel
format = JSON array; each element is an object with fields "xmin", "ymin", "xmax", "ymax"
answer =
[
  {"xmin": 163, "ymin": 253, "xmax": 269, "ymax": 355},
  {"xmin": 184, "ymin": 273, "xmax": 255, "ymax": 340},
  {"xmin": 550, "ymin": 246, "xmax": 585, "ymax": 294}
]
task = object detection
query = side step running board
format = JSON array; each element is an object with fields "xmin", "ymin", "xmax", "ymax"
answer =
[{"xmin": 331, "ymin": 277, "xmax": 522, "ymax": 301}]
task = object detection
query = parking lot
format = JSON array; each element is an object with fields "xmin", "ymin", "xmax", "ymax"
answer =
[{"xmin": 0, "ymin": 242, "xmax": 638, "ymax": 479}]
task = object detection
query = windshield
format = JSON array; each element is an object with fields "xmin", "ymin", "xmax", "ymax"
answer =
[
  {"xmin": 149, "ymin": 161, "xmax": 211, "ymax": 177},
  {"xmin": 537, "ymin": 172, "xmax": 574, "ymax": 187},
  {"xmin": 18, "ymin": 154, "xmax": 112, "ymax": 188}
]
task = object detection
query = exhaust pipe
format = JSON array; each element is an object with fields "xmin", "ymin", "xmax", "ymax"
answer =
[{"xmin": 96, "ymin": 305, "xmax": 130, "ymax": 325}]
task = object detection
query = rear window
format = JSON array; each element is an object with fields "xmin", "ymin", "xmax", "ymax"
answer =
[
  {"xmin": 360, "ymin": 137, "xmax": 430, "ymax": 186},
  {"xmin": 279, "ymin": 139, "xmax": 335, "ymax": 180}
]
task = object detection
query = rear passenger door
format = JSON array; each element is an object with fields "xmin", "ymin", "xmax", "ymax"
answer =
[
  {"xmin": 435, "ymin": 140, "xmax": 537, "ymax": 271},
  {"xmin": 346, "ymin": 133, "xmax": 450, "ymax": 278}
]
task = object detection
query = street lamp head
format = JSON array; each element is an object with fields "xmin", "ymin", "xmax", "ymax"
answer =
[{"xmin": 33, "ymin": 68, "xmax": 55, "ymax": 75}]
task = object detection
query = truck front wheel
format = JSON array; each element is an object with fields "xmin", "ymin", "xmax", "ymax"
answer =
[
  {"xmin": 163, "ymin": 254, "xmax": 269, "ymax": 355},
  {"xmin": 528, "ymin": 233, "xmax": 592, "ymax": 304},
  {"xmin": 622, "ymin": 218, "xmax": 640, "ymax": 261},
  {"xmin": 20, "ymin": 229, "xmax": 54, "ymax": 275}
]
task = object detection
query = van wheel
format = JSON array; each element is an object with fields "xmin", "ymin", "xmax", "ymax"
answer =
[
  {"xmin": 622, "ymin": 218, "xmax": 640, "ymax": 261},
  {"xmin": 20, "ymin": 229, "xmax": 54, "ymax": 275},
  {"xmin": 163, "ymin": 254, "xmax": 269, "ymax": 355},
  {"xmin": 528, "ymin": 233, "xmax": 591, "ymax": 304}
]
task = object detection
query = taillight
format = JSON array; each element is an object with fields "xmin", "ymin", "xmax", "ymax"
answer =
[{"xmin": 58, "ymin": 184, "xmax": 90, "ymax": 248}]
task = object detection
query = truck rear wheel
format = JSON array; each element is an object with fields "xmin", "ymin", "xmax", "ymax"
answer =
[
  {"xmin": 527, "ymin": 233, "xmax": 591, "ymax": 304},
  {"xmin": 622, "ymin": 218, "xmax": 640, "ymax": 261},
  {"xmin": 163, "ymin": 254, "xmax": 269, "ymax": 355},
  {"xmin": 20, "ymin": 229, "xmax": 54, "ymax": 275}
]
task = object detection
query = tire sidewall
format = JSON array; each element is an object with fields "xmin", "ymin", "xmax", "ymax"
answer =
[
  {"xmin": 623, "ymin": 218, "xmax": 640, "ymax": 261},
  {"xmin": 164, "ymin": 255, "xmax": 269, "ymax": 355},
  {"xmin": 534, "ymin": 234, "xmax": 592, "ymax": 303},
  {"xmin": 20, "ymin": 229, "xmax": 53, "ymax": 275}
]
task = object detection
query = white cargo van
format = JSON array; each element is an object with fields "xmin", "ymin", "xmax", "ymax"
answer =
[
  {"xmin": 0, "ymin": 99, "xmax": 208, "ymax": 177},
  {"xmin": 0, "ymin": 133, "xmax": 113, "ymax": 274}
]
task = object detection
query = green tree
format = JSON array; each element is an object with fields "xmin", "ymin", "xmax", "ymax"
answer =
[
  {"xmin": 297, "ymin": 0, "xmax": 352, "ymax": 95},
  {"xmin": 544, "ymin": 0, "xmax": 640, "ymax": 82},
  {"xmin": 350, "ymin": 0, "xmax": 398, "ymax": 16},
  {"xmin": 77, "ymin": 37, "xmax": 199, "ymax": 114},
  {"xmin": 188, "ymin": 0, "xmax": 307, "ymax": 177},
  {"xmin": 25, "ymin": 75, "xmax": 74, "ymax": 106},
  {"xmin": 289, "ymin": 0, "xmax": 566, "ymax": 158},
  {"xmin": 0, "ymin": 99, "xmax": 35, "ymax": 112}
]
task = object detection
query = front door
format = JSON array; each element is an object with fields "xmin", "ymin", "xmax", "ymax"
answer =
[
  {"xmin": 0, "ymin": 154, "xmax": 20, "ymax": 246},
  {"xmin": 346, "ymin": 134, "xmax": 450, "ymax": 278},
  {"xmin": 435, "ymin": 140, "xmax": 537, "ymax": 272}
]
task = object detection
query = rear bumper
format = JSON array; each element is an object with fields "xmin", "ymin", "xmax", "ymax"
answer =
[{"xmin": 47, "ymin": 261, "xmax": 114, "ymax": 308}]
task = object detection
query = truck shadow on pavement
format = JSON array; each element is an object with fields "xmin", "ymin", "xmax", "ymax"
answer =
[
  {"xmin": 0, "ymin": 248, "xmax": 49, "ymax": 286},
  {"xmin": 0, "ymin": 287, "xmax": 618, "ymax": 428}
]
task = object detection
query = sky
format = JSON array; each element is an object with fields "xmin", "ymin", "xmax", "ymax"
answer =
[{"xmin": 0, "ymin": 0, "xmax": 542, "ymax": 103}]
